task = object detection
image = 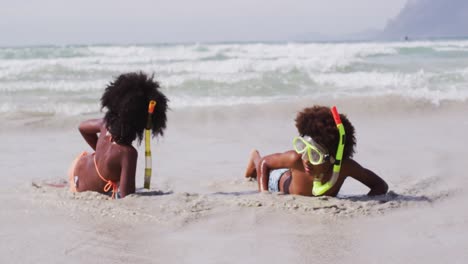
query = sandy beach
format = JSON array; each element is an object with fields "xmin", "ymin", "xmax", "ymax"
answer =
[{"xmin": 1, "ymin": 96, "xmax": 467, "ymax": 263}]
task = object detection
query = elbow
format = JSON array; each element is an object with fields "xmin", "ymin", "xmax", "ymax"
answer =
[
  {"xmin": 78, "ymin": 122, "xmax": 87, "ymax": 134},
  {"xmin": 369, "ymin": 181, "xmax": 388, "ymax": 196},
  {"xmin": 379, "ymin": 182, "xmax": 389, "ymax": 195}
]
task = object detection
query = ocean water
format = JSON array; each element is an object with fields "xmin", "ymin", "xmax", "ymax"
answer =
[{"xmin": 1, "ymin": 40, "xmax": 468, "ymax": 117}]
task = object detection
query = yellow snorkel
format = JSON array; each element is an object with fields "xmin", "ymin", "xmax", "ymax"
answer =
[
  {"xmin": 144, "ymin": 100, "xmax": 157, "ymax": 189},
  {"xmin": 312, "ymin": 106, "xmax": 346, "ymax": 196}
]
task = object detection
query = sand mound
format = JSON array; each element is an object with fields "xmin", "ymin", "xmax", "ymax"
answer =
[{"xmin": 24, "ymin": 176, "xmax": 451, "ymax": 228}]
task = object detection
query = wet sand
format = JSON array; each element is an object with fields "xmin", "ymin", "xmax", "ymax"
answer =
[{"xmin": 1, "ymin": 97, "xmax": 467, "ymax": 263}]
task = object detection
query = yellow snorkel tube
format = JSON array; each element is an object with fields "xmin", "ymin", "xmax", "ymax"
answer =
[
  {"xmin": 144, "ymin": 100, "xmax": 157, "ymax": 189},
  {"xmin": 312, "ymin": 106, "xmax": 346, "ymax": 196}
]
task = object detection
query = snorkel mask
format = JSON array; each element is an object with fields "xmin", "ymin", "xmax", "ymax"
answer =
[
  {"xmin": 292, "ymin": 106, "xmax": 346, "ymax": 196},
  {"xmin": 293, "ymin": 136, "xmax": 332, "ymax": 165}
]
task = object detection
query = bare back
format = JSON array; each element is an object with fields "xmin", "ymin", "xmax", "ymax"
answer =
[{"xmin": 74, "ymin": 119, "xmax": 137, "ymax": 197}]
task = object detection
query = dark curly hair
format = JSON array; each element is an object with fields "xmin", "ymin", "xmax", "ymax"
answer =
[
  {"xmin": 295, "ymin": 105, "xmax": 356, "ymax": 159},
  {"xmin": 100, "ymin": 72, "xmax": 168, "ymax": 145}
]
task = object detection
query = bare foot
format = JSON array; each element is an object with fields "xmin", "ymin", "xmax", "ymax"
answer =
[{"xmin": 245, "ymin": 149, "xmax": 260, "ymax": 178}]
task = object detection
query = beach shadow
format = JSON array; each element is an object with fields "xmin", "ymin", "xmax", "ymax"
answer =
[
  {"xmin": 211, "ymin": 190, "xmax": 259, "ymax": 196},
  {"xmin": 31, "ymin": 178, "xmax": 68, "ymax": 189},
  {"xmin": 134, "ymin": 189, "xmax": 173, "ymax": 196},
  {"xmin": 212, "ymin": 190, "xmax": 432, "ymax": 203},
  {"xmin": 340, "ymin": 191, "xmax": 432, "ymax": 203}
]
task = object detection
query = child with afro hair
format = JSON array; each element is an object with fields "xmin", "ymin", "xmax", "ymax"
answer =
[
  {"xmin": 245, "ymin": 105, "xmax": 388, "ymax": 197},
  {"xmin": 68, "ymin": 72, "xmax": 168, "ymax": 198}
]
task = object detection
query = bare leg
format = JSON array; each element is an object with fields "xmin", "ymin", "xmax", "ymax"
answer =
[{"xmin": 245, "ymin": 149, "xmax": 261, "ymax": 178}]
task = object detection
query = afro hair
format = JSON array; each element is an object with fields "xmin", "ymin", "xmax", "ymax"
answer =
[
  {"xmin": 101, "ymin": 72, "xmax": 168, "ymax": 145},
  {"xmin": 295, "ymin": 105, "xmax": 356, "ymax": 159}
]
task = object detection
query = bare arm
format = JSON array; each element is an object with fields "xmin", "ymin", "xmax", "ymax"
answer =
[
  {"xmin": 118, "ymin": 148, "xmax": 137, "ymax": 198},
  {"xmin": 344, "ymin": 159, "xmax": 388, "ymax": 196},
  {"xmin": 257, "ymin": 151, "xmax": 298, "ymax": 192},
  {"xmin": 78, "ymin": 118, "xmax": 104, "ymax": 151}
]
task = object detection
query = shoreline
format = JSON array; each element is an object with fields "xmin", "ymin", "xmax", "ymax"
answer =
[{"xmin": 1, "ymin": 95, "xmax": 467, "ymax": 132}]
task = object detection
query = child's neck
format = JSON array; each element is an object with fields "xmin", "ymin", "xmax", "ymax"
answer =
[{"xmin": 315, "ymin": 166, "xmax": 333, "ymax": 183}]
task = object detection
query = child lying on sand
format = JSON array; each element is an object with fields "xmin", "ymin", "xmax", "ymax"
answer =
[
  {"xmin": 245, "ymin": 105, "xmax": 388, "ymax": 197},
  {"xmin": 68, "ymin": 72, "xmax": 168, "ymax": 198}
]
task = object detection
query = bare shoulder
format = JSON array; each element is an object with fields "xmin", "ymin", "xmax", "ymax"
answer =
[
  {"xmin": 263, "ymin": 150, "xmax": 301, "ymax": 168},
  {"xmin": 281, "ymin": 150, "xmax": 301, "ymax": 161},
  {"xmin": 121, "ymin": 144, "xmax": 138, "ymax": 158}
]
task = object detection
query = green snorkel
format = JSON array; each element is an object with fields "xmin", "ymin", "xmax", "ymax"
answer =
[
  {"xmin": 144, "ymin": 100, "xmax": 157, "ymax": 189},
  {"xmin": 312, "ymin": 106, "xmax": 346, "ymax": 196}
]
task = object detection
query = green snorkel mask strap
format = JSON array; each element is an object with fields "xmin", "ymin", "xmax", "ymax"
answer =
[
  {"xmin": 312, "ymin": 106, "xmax": 346, "ymax": 196},
  {"xmin": 144, "ymin": 100, "xmax": 157, "ymax": 189}
]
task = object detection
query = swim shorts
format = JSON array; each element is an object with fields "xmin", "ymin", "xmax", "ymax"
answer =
[{"xmin": 268, "ymin": 168, "xmax": 289, "ymax": 192}]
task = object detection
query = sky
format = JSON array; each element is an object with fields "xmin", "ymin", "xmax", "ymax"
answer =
[{"xmin": 0, "ymin": 0, "xmax": 408, "ymax": 46}]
